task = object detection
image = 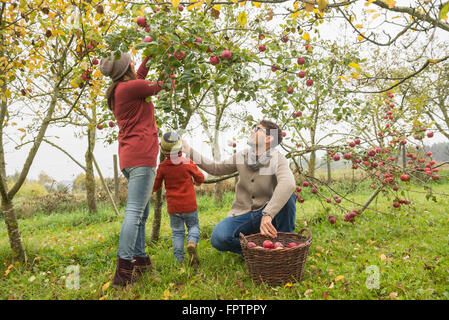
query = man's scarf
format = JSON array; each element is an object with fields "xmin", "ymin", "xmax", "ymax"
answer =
[{"xmin": 246, "ymin": 146, "xmax": 272, "ymax": 171}]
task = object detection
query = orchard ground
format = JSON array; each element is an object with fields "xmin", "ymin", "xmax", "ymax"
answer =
[{"xmin": 1, "ymin": 168, "xmax": 448, "ymax": 300}]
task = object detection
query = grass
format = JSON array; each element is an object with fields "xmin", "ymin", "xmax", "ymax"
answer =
[{"xmin": 1, "ymin": 175, "xmax": 449, "ymax": 300}]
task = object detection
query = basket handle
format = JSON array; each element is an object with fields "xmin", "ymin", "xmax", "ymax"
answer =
[
  {"xmin": 298, "ymin": 228, "xmax": 312, "ymax": 242},
  {"xmin": 239, "ymin": 232, "xmax": 248, "ymax": 245}
]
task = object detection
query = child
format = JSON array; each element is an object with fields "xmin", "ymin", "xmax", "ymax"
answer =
[{"xmin": 152, "ymin": 132, "xmax": 204, "ymax": 269}]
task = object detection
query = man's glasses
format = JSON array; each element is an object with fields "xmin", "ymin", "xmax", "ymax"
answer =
[{"xmin": 252, "ymin": 126, "xmax": 268, "ymax": 135}]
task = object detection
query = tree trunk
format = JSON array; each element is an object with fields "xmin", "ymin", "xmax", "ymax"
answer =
[
  {"xmin": 2, "ymin": 200, "xmax": 26, "ymax": 263},
  {"xmin": 84, "ymin": 126, "xmax": 97, "ymax": 213},
  {"xmin": 309, "ymin": 149, "xmax": 316, "ymax": 178},
  {"xmin": 327, "ymin": 156, "xmax": 332, "ymax": 184},
  {"xmin": 151, "ymin": 152, "xmax": 164, "ymax": 243},
  {"xmin": 213, "ymin": 131, "xmax": 223, "ymax": 203}
]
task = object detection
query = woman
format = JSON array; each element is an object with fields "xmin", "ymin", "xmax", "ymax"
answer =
[{"xmin": 100, "ymin": 53, "xmax": 172, "ymax": 287}]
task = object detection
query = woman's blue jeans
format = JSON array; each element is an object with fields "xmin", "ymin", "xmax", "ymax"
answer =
[
  {"xmin": 210, "ymin": 193, "xmax": 296, "ymax": 254},
  {"xmin": 169, "ymin": 210, "xmax": 200, "ymax": 262},
  {"xmin": 117, "ymin": 166, "xmax": 156, "ymax": 261}
]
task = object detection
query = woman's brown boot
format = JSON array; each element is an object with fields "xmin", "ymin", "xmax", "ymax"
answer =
[
  {"xmin": 112, "ymin": 257, "xmax": 136, "ymax": 288},
  {"xmin": 132, "ymin": 256, "xmax": 153, "ymax": 276}
]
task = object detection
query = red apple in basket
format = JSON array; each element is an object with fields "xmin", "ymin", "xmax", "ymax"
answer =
[
  {"xmin": 288, "ymin": 242, "xmax": 297, "ymax": 248},
  {"xmin": 263, "ymin": 240, "xmax": 274, "ymax": 249},
  {"xmin": 247, "ymin": 242, "xmax": 256, "ymax": 248},
  {"xmin": 274, "ymin": 242, "xmax": 284, "ymax": 249}
]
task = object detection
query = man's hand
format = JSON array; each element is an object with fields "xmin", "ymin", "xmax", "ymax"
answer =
[{"xmin": 260, "ymin": 215, "xmax": 277, "ymax": 238}]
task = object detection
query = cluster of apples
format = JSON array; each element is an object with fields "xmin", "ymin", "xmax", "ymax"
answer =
[
  {"xmin": 247, "ymin": 240, "xmax": 305, "ymax": 250},
  {"xmin": 137, "ymin": 16, "xmax": 233, "ymax": 67},
  {"xmin": 97, "ymin": 121, "xmax": 115, "ymax": 130},
  {"xmin": 258, "ymin": 39, "xmax": 314, "ymax": 93}
]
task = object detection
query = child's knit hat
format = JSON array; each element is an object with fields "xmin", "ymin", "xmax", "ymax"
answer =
[{"xmin": 160, "ymin": 132, "xmax": 182, "ymax": 155}]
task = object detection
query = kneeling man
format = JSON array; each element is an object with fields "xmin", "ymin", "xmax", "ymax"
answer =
[{"xmin": 182, "ymin": 120, "xmax": 296, "ymax": 254}]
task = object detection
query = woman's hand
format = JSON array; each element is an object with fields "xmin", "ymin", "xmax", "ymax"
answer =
[{"xmin": 260, "ymin": 215, "xmax": 277, "ymax": 238}]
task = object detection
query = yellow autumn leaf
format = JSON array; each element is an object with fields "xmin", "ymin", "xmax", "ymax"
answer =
[
  {"xmin": 18, "ymin": 128, "xmax": 26, "ymax": 133},
  {"xmin": 4, "ymin": 264, "xmax": 13, "ymax": 276},
  {"xmin": 171, "ymin": 0, "xmax": 180, "ymax": 8},
  {"xmin": 231, "ymin": 0, "xmax": 238, "ymax": 3},
  {"xmin": 99, "ymin": 294, "xmax": 108, "ymax": 300},
  {"xmin": 302, "ymin": 32, "xmax": 310, "ymax": 41},
  {"xmin": 253, "ymin": 2, "xmax": 261, "ymax": 8},
  {"xmin": 372, "ymin": 13, "xmax": 380, "ymax": 20},
  {"xmin": 187, "ymin": 0, "xmax": 204, "ymax": 10},
  {"xmin": 212, "ymin": 4, "xmax": 221, "ymax": 10},
  {"xmin": 71, "ymin": 79, "xmax": 79, "ymax": 88},
  {"xmin": 354, "ymin": 24, "xmax": 363, "ymax": 28},
  {"xmin": 102, "ymin": 281, "xmax": 110, "ymax": 291},
  {"xmin": 365, "ymin": 0, "xmax": 375, "ymax": 5},
  {"xmin": 385, "ymin": 0, "xmax": 396, "ymax": 9},
  {"xmin": 338, "ymin": 75, "xmax": 348, "ymax": 81},
  {"xmin": 367, "ymin": 9, "xmax": 377, "ymax": 13},
  {"xmin": 93, "ymin": 70, "xmax": 102, "ymax": 79},
  {"xmin": 350, "ymin": 72, "xmax": 360, "ymax": 79},
  {"xmin": 357, "ymin": 34, "xmax": 365, "ymax": 41},
  {"xmin": 305, "ymin": 2, "xmax": 314, "ymax": 12},
  {"xmin": 284, "ymin": 282, "xmax": 292, "ymax": 288},
  {"xmin": 379, "ymin": 253, "xmax": 387, "ymax": 261},
  {"xmin": 334, "ymin": 275, "xmax": 344, "ymax": 281},
  {"xmin": 348, "ymin": 62, "xmax": 361, "ymax": 70},
  {"xmin": 317, "ymin": 0, "xmax": 327, "ymax": 11},
  {"xmin": 238, "ymin": 11, "xmax": 247, "ymax": 27},
  {"xmin": 240, "ymin": 1, "xmax": 245, "ymax": 7}
]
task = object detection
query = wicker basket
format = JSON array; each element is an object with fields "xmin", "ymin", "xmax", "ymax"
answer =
[{"xmin": 239, "ymin": 228, "xmax": 312, "ymax": 287}]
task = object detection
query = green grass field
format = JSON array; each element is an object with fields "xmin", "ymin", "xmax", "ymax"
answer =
[{"xmin": 1, "ymin": 174, "xmax": 449, "ymax": 300}]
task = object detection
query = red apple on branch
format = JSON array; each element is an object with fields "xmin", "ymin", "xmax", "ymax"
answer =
[
  {"xmin": 210, "ymin": 56, "xmax": 220, "ymax": 65},
  {"xmin": 221, "ymin": 49, "xmax": 232, "ymax": 60},
  {"xmin": 137, "ymin": 17, "xmax": 147, "ymax": 28}
]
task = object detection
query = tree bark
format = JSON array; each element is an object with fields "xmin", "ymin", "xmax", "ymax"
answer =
[
  {"xmin": 2, "ymin": 199, "xmax": 26, "ymax": 263},
  {"xmin": 85, "ymin": 126, "xmax": 97, "ymax": 213},
  {"xmin": 150, "ymin": 151, "xmax": 165, "ymax": 243}
]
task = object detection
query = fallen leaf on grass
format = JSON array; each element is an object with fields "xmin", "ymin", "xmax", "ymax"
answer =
[
  {"xmin": 99, "ymin": 295, "xmax": 108, "ymax": 300},
  {"xmin": 304, "ymin": 289, "xmax": 313, "ymax": 296},
  {"xmin": 322, "ymin": 291, "xmax": 330, "ymax": 299},
  {"xmin": 396, "ymin": 285, "xmax": 406, "ymax": 293},
  {"xmin": 389, "ymin": 292, "xmax": 398, "ymax": 299},
  {"xmin": 4, "ymin": 264, "xmax": 13, "ymax": 276},
  {"xmin": 28, "ymin": 276, "xmax": 36, "ymax": 282},
  {"xmin": 328, "ymin": 282, "xmax": 334, "ymax": 289},
  {"xmin": 334, "ymin": 275, "xmax": 344, "ymax": 282},
  {"xmin": 102, "ymin": 281, "xmax": 110, "ymax": 292}
]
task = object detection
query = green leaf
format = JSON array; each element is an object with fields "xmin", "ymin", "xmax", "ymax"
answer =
[{"xmin": 440, "ymin": 2, "xmax": 449, "ymax": 19}]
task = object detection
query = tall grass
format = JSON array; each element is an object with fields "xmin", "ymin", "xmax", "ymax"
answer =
[{"xmin": 1, "ymin": 171, "xmax": 448, "ymax": 300}]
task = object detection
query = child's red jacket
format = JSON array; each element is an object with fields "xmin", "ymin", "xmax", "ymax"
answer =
[{"xmin": 152, "ymin": 155, "xmax": 204, "ymax": 214}]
